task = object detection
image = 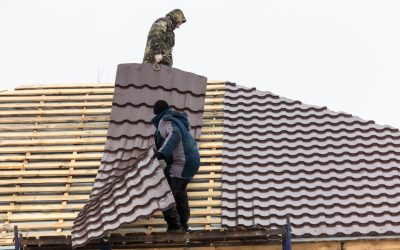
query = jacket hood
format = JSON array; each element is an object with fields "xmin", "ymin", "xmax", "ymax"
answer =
[
  {"xmin": 166, "ymin": 9, "xmax": 186, "ymax": 29},
  {"xmin": 151, "ymin": 109, "xmax": 190, "ymax": 130}
]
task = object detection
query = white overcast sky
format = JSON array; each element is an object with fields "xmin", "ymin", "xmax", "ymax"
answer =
[{"xmin": 1, "ymin": 0, "xmax": 400, "ymax": 128}]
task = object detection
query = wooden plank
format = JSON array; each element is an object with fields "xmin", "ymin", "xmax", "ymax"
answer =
[
  {"xmin": 0, "ymin": 200, "xmax": 221, "ymax": 213},
  {"xmin": 0, "ymin": 169, "xmax": 98, "ymax": 177},
  {"xmin": 0, "ymin": 161, "xmax": 100, "ymax": 170},
  {"xmin": 15, "ymin": 83, "xmax": 114, "ymax": 89},
  {"xmin": 0, "ymin": 101, "xmax": 112, "ymax": 109},
  {"xmin": 0, "ymin": 123, "xmax": 109, "ymax": 131},
  {"xmin": 343, "ymin": 240, "xmax": 400, "ymax": 250},
  {"xmin": 0, "ymin": 169, "xmax": 221, "ymax": 183},
  {"xmin": 193, "ymin": 173, "xmax": 222, "ymax": 180},
  {"xmin": 0, "ymin": 113, "xmax": 222, "ymax": 124},
  {"xmin": 0, "ymin": 153, "xmax": 103, "ymax": 162},
  {"xmin": 0, "ymin": 162, "xmax": 221, "ymax": 172},
  {"xmin": 0, "ymin": 108, "xmax": 112, "ymax": 116},
  {"xmin": 0, "ymin": 105, "xmax": 223, "ymax": 116},
  {"xmin": 207, "ymin": 80, "xmax": 225, "ymax": 84},
  {"xmin": 0, "ymin": 181, "xmax": 221, "ymax": 194},
  {"xmin": 0, "ymin": 149, "xmax": 221, "ymax": 162},
  {"xmin": 0, "ymin": 87, "xmax": 223, "ymax": 96},
  {"xmin": 0, "ymin": 136, "xmax": 222, "ymax": 147},
  {"xmin": 0, "ymin": 94, "xmax": 222, "ymax": 103},
  {"xmin": 0, "ymin": 95, "xmax": 114, "ymax": 102},
  {"xmin": 0, "ymin": 204, "xmax": 84, "ymax": 212},
  {"xmin": 0, "ymin": 145, "xmax": 105, "ymax": 153},
  {"xmin": 0, "ymin": 115, "xmax": 109, "ymax": 124},
  {"xmin": 200, "ymin": 150, "xmax": 223, "ymax": 156},
  {"xmin": 0, "ymin": 137, "xmax": 107, "ymax": 146},
  {"xmin": 0, "ymin": 177, "xmax": 95, "ymax": 186},
  {"xmin": 0, "ymin": 157, "xmax": 222, "ymax": 170},
  {"xmin": 0, "ymin": 186, "xmax": 93, "ymax": 194},
  {"xmin": 0, "ymin": 120, "xmax": 222, "ymax": 131},
  {"xmin": 0, "ymin": 130, "xmax": 221, "ymax": 140},
  {"xmin": 201, "ymin": 157, "xmax": 222, "ymax": 163},
  {"xmin": 0, "ymin": 142, "xmax": 222, "ymax": 153},
  {"xmin": 15, "ymin": 82, "xmax": 224, "ymax": 90},
  {"xmin": 0, "ymin": 191, "xmax": 221, "ymax": 204},
  {"xmin": 0, "ymin": 88, "xmax": 115, "ymax": 96},
  {"xmin": 0, "ymin": 130, "xmax": 107, "ymax": 138},
  {"xmin": 0, "ymin": 104, "xmax": 222, "ymax": 114},
  {"xmin": 0, "ymin": 195, "xmax": 90, "ymax": 203},
  {"xmin": 12, "ymin": 210, "xmax": 222, "ymax": 230},
  {"xmin": 0, "ymin": 172, "xmax": 221, "ymax": 186}
]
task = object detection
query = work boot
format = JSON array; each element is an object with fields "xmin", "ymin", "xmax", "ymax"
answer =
[
  {"xmin": 181, "ymin": 223, "xmax": 190, "ymax": 232},
  {"xmin": 166, "ymin": 225, "xmax": 183, "ymax": 233}
]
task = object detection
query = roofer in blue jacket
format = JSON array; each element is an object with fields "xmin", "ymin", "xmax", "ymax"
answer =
[{"xmin": 151, "ymin": 100, "xmax": 201, "ymax": 232}]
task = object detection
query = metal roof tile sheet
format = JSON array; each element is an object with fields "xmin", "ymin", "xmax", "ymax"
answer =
[
  {"xmin": 72, "ymin": 63, "xmax": 207, "ymax": 247},
  {"xmin": 221, "ymin": 82, "xmax": 400, "ymax": 238}
]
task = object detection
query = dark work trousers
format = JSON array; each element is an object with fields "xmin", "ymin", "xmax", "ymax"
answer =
[{"xmin": 163, "ymin": 176, "xmax": 190, "ymax": 230}]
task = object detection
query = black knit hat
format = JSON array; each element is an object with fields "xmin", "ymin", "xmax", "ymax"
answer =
[{"xmin": 153, "ymin": 100, "xmax": 170, "ymax": 115}]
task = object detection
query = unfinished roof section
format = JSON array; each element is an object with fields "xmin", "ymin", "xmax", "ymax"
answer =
[
  {"xmin": 72, "ymin": 63, "xmax": 207, "ymax": 247},
  {"xmin": 221, "ymin": 82, "xmax": 400, "ymax": 238}
]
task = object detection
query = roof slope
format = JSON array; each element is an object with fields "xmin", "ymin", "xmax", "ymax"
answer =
[
  {"xmin": 0, "ymin": 80, "xmax": 223, "ymax": 246},
  {"xmin": 221, "ymin": 82, "xmax": 400, "ymax": 238},
  {"xmin": 72, "ymin": 63, "xmax": 207, "ymax": 247}
]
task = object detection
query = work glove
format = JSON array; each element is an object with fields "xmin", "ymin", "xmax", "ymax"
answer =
[
  {"xmin": 158, "ymin": 159, "xmax": 167, "ymax": 171},
  {"xmin": 154, "ymin": 54, "xmax": 163, "ymax": 63}
]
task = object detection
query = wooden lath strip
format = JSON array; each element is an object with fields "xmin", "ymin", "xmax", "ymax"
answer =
[
  {"xmin": 0, "ymin": 164, "xmax": 223, "ymax": 177},
  {"xmin": 0, "ymin": 85, "xmax": 224, "ymax": 96},
  {"xmin": 0, "ymin": 200, "xmax": 222, "ymax": 213},
  {"xmin": 0, "ymin": 119, "xmax": 223, "ymax": 131},
  {"xmin": 0, "ymin": 95, "xmax": 223, "ymax": 103},
  {"xmin": 3, "ymin": 208, "xmax": 222, "ymax": 222},
  {"xmin": 0, "ymin": 99, "xmax": 224, "ymax": 108},
  {"xmin": 0, "ymin": 142, "xmax": 223, "ymax": 153},
  {"xmin": 15, "ymin": 81, "xmax": 225, "ymax": 90},
  {"xmin": 0, "ymin": 191, "xmax": 222, "ymax": 207},
  {"xmin": 0, "ymin": 150, "xmax": 222, "ymax": 162},
  {"xmin": 0, "ymin": 181, "xmax": 222, "ymax": 194},
  {"xmin": 0, "ymin": 111, "xmax": 223, "ymax": 124},
  {"xmin": 0, "ymin": 171, "xmax": 222, "ymax": 186},
  {"xmin": 0, "ymin": 105, "xmax": 224, "ymax": 116},
  {"xmin": 0, "ymin": 133, "xmax": 222, "ymax": 146},
  {"xmin": 0, "ymin": 161, "xmax": 221, "ymax": 171}
]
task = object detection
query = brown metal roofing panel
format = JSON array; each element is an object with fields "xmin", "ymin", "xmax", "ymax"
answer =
[
  {"xmin": 92, "ymin": 63, "xmax": 207, "ymax": 196},
  {"xmin": 221, "ymin": 82, "xmax": 400, "ymax": 238},
  {"xmin": 71, "ymin": 147, "xmax": 173, "ymax": 248},
  {"xmin": 72, "ymin": 63, "xmax": 207, "ymax": 248}
]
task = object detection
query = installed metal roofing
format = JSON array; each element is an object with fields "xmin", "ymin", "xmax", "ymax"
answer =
[
  {"xmin": 221, "ymin": 82, "xmax": 400, "ymax": 238},
  {"xmin": 72, "ymin": 63, "xmax": 207, "ymax": 247}
]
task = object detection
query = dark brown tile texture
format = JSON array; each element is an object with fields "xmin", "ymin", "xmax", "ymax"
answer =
[
  {"xmin": 72, "ymin": 63, "xmax": 207, "ymax": 248},
  {"xmin": 221, "ymin": 82, "xmax": 400, "ymax": 238}
]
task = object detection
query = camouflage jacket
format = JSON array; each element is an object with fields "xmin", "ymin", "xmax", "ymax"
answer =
[{"xmin": 143, "ymin": 9, "xmax": 186, "ymax": 67}]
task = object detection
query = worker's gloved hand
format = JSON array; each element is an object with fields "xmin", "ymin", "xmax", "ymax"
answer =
[
  {"xmin": 155, "ymin": 152, "xmax": 165, "ymax": 160},
  {"xmin": 154, "ymin": 54, "xmax": 163, "ymax": 63},
  {"xmin": 158, "ymin": 159, "xmax": 167, "ymax": 170}
]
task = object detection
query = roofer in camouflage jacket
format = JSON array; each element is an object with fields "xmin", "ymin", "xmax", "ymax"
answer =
[{"xmin": 143, "ymin": 9, "xmax": 186, "ymax": 67}]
